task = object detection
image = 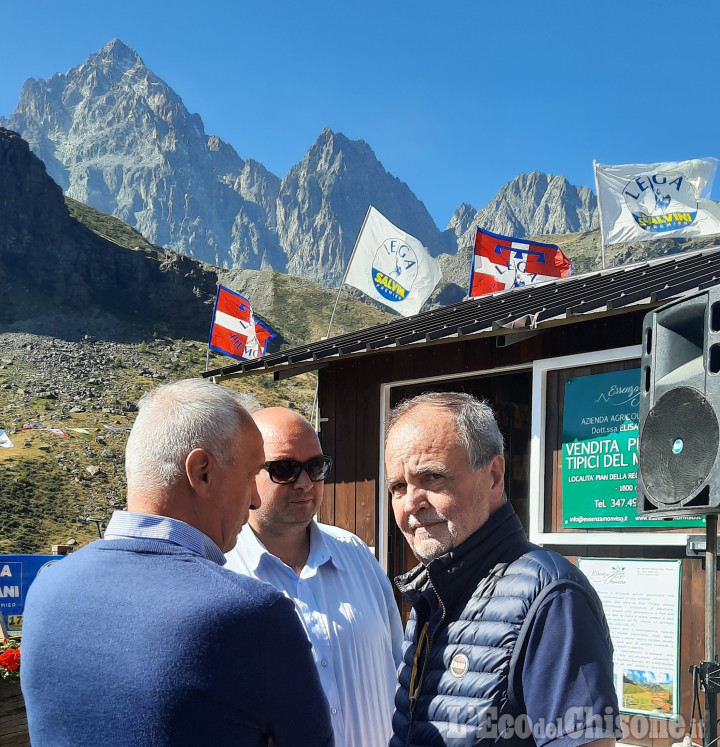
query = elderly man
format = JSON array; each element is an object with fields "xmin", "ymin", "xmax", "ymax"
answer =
[
  {"xmin": 385, "ymin": 392, "xmax": 621, "ymax": 747},
  {"xmin": 225, "ymin": 407, "xmax": 403, "ymax": 747},
  {"xmin": 21, "ymin": 379, "xmax": 333, "ymax": 747}
]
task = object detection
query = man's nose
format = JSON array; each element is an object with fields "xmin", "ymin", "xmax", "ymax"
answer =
[
  {"xmin": 293, "ymin": 467, "xmax": 314, "ymax": 489},
  {"xmin": 250, "ymin": 480, "xmax": 262, "ymax": 510},
  {"xmin": 401, "ymin": 484, "xmax": 429, "ymax": 514}
]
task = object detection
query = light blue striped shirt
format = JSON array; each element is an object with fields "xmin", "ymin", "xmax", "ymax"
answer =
[
  {"xmin": 104, "ymin": 511, "xmax": 226, "ymax": 566},
  {"xmin": 225, "ymin": 522, "xmax": 403, "ymax": 747}
]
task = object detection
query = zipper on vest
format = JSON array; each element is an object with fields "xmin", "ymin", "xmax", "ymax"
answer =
[{"xmin": 408, "ymin": 588, "xmax": 447, "ymax": 723}]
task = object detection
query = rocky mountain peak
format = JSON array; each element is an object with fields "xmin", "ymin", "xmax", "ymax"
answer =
[
  {"xmin": 277, "ymin": 127, "xmax": 444, "ymax": 284},
  {"xmin": 77, "ymin": 38, "xmax": 145, "ymax": 88},
  {"xmin": 2, "ymin": 40, "xmax": 283, "ymax": 267},
  {"xmin": 98, "ymin": 38, "xmax": 141, "ymax": 67},
  {"xmin": 3, "ymin": 41, "xmax": 602, "ymax": 290},
  {"xmin": 465, "ymin": 171, "xmax": 599, "ymax": 243},
  {"xmin": 446, "ymin": 202, "xmax": 478, "ymax": 239}
]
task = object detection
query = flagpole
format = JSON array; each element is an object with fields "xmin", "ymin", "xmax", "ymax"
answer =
[
  {"xmin": 593, "ymin": 160, "xmax": 606, "ymax": 270},
  {"xmin": 466, "ymin": 232, "xmax": 477, "ymax": 300},
  {"xmin": 324, "ymin": 205, "xmax": 373, "ymax": 340},
  {"xmin": 311, "ymin": 205, "xmax": 374, "ymax": 428},
  {"xmin": 205, "ymin": 285, "xmax": 222, "ymax": 372}
]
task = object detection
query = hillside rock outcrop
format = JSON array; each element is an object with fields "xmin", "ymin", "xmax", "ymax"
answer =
[{"xmin": 0, "ymin": 127, "xmax": 218, "ymax": 338}]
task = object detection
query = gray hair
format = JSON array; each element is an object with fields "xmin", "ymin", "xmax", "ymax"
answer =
[
  {"xmin": 125, "ymin": 379, "xmax": 255, "ymax": 489},
  {"xmin": 387, "ymin": 391, "xmax": 504, "ymax": 470}
]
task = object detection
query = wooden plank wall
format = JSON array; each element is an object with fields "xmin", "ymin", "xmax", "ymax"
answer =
[
  {"xmin": 318, "ymin": 358, "xmax": 381, "ymax": 547},
  {"xmin": 0, "ymin": 683, "xmax": 30, "ymax": 746}
]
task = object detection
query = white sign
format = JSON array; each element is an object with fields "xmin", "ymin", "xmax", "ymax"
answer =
[{"xmin": 578, "ymin": 558, "xmax": 681, "ymax": 720}]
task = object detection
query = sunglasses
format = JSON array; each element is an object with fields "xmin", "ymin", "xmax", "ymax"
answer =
[{"xmin": 263, "ymin": 456, "xmax": 333, "ymax": 484}]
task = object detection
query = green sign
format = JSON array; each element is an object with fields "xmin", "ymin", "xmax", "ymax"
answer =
[{"xmin": 561, "ymin": 369, "xmax": 703, "ymax": 528}]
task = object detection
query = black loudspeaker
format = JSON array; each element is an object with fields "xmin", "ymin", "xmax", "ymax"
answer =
[{"xmin": 637, "ymin": 286, "xmax": 720, "ymax": 517}]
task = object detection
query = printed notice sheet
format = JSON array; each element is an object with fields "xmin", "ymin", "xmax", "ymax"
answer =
[{"xmin": 578, "ymin": 558, "xmax": 681, "ymax": 720}]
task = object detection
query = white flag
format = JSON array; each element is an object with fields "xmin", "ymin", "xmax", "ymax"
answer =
[
  {"xmin": 595, "ymin": 158, "xmax": 720, "ymax": 246},
  {"xmin": 344, "ymin": 206, "xmax": 442, "ymax": 316}
]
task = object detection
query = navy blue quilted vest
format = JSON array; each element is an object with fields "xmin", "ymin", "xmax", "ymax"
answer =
[{"xmin": 391, "ymin": 503, "xmax": 610, "ymax": 747}]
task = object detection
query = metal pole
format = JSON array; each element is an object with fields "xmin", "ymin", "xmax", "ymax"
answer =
[
  {"xmin": 593, "ymin": 161, "xmax": 607, "ymax": 270},
  {"xmin": 311, "ymin": 205, "xmax": 374, "ymax": 427},
  {"xmin": 706, "ymin": 514, "xmax": 717, "ymax": 747}
]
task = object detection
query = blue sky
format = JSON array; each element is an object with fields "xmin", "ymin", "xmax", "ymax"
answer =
[{"xmin": 3, "ymin": 0, "xmax": 719, "ymax": 229}]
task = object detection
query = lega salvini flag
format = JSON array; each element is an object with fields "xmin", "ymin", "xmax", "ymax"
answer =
[
  {"xmin": 344, "ymin": 206, "xmax": 442, "ymax": 317},
  {"xmin": 469, "ymin": 228, "xmax": 572, "ymax": 298},
  {"xmin": 208, "ymin": 285, "xmax": 276, "ymax": 361},
  {"xmin": 594, "ymin": 157, "xmax": 720, "ymax": 246}
]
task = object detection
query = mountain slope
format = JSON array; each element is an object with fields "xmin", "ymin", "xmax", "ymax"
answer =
[
  {"xmin": 0, "ymin": 127, "xmax": 390, "ymax": 555},
  {"xmin": 0, "ymin": 127, "xmax": 220, "ymax": 338}
]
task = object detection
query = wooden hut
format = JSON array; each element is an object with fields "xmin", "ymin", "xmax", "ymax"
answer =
[{"xmin": 206, "ymin": 246, "xmax": 720, "ymax": 746}]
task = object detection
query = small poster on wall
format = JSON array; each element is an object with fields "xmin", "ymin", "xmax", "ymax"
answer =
[
  {"xmin": 578, "ymin": 558, "xmax": 682, "ymax": 720},
  {"xmin": 561, "ymin": 368, "xmax": 702, "ymax": 528},
  {"xmin": 0, "ymin": 555, "xmax": 63, "ymax": 634}
]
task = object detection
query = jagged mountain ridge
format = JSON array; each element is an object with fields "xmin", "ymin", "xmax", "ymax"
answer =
[
  {"xmin": 0, "ymin": 127, "xmax": 394, "ymax": 347},
  {"xmin": 2, "ymin": 39, "xmax": 599, "ymax": 288},
  {"xmin": 466, "ymin": 171, "xmax": 599, "ymax": 240},
  {"xmin": 443, "ymin": 171, "xmax": 599, "ymax": 250}
]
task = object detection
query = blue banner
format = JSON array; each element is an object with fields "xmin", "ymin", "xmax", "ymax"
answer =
[{"xmin": 0, "ymin": 555, "xmax": 64, "ymax": 634}]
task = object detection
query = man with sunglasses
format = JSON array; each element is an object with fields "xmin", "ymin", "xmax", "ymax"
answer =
[{"xmin": 225, "ymin": 407, "xmax": 403, "ymax": 747}]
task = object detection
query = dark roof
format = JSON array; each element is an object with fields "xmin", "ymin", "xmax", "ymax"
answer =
[{"xmin": 203, "ymin": 246, "xmax": 720, "ymax": 381}]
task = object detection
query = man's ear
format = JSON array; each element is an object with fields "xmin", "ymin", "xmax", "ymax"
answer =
[
  {"xmin": 186, "ymin": 448, "xmax": 212, "ymax": 497},
  {"xmin": 488, "ymin": 454, "xmax": 505, "ymax": 500}
]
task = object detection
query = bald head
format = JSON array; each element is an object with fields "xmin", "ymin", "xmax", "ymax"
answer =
[
  {"xmin": 252, "ymin": 407, "xmax": 318, "ymax": 447},
  {"xmin": 249, "ymin": 407, "xmax": 326, "ymax": 538}
]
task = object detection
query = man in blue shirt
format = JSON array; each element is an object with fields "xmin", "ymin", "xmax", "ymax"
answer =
[
  {"xmin": 225, "ymin": 407, "xmax": 403, "ymax": 747},
  {"xmin": 385, "ymin": 391, "xmax": 621, "ymax": 747},
  {"xmin": 21, "ymin": 379, "xmax": 333, "ymax": 747}
]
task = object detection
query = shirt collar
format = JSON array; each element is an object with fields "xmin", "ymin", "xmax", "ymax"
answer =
[
  {"xmin": 104, "ymin": 511, "xmax": 226, "ymax": 566},
  {"xmin": 241, "ymin": 521, "xmax": 345, "ymax": 574},
  {"xmin": 307, "ymin": 521, "xmax": 345, "ymax": 573},
  {"xmin": 236, "ymin": 523, "xmax": 267, "ymax": 573}
]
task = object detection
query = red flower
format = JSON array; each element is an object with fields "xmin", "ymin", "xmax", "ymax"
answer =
[{"xmin": 0, "ymin": 647, "xmax": 20, "ymax": 672}]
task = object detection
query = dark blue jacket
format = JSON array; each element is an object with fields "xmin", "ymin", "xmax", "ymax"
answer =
[{"xmin": 391, "ymin": 503, "xmax": 613, "ymax": 747}]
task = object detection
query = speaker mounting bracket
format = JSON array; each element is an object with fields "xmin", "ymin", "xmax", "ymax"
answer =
[
  {"xmin": 699, "ymin": 661, "xmax": 720, "ymax": 695},
  {"xmin": 687, "ymin": 535, "xmax": 720, "ymax": 558}
]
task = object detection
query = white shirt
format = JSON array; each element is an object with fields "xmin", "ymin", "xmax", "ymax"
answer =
[{"xmin": 225, "ymin": 522, "xmax": 403, "ymax": 747}]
